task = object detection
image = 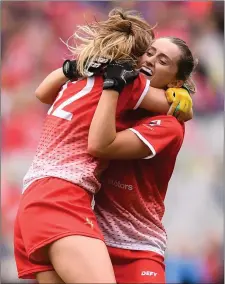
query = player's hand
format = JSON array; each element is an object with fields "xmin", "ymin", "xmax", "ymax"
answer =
[
  {"xmin": 166, "ymin": 87, "xmax": 193, "ymax": 122},
  {"xmin": 103, "ymin": 61, "xmax": 139, "ymax": 93},
  {"xmin": 62, "ymin": 60, "xmax": 80, "ymax": 80},
  {"xmin": 85, "ymin": 57, "xmax": 110, "ymax": 76},
  {"xmin": 62, "ymin": 58, "xmax": 110, "ymax": 80}
]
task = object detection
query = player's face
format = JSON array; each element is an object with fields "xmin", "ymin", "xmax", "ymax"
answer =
[{"xmin": 138, "ymin": 38, "xmax": 182, "ymax": 89}]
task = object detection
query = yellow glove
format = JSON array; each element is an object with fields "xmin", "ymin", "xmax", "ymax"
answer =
[{"xmin": 165, "ymin": 88, "xmax": 193, "ymax": 122}]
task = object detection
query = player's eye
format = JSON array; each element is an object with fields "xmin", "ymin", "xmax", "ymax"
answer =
[
  {"xmin": 159, "ymin": 60, "xmax": 167, "ymax": 65},
  {"xmin": 146, "ymin": 52, "xmax": 154, "ymax": 57}
]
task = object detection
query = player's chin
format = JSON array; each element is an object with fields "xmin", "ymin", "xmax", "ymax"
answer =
[{"xmin": 148, "ymin": 77, "xmax": 162, "ymax": 89}]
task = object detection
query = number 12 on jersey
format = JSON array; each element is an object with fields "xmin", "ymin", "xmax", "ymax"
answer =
[{"xmin": 48, "ymin": 77, "xmax": 95, "ymax": 121}]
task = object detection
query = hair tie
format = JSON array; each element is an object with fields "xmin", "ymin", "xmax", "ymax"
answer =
[
  {"xmin": 119, "ymin": 12, "xmax": 126, "ymax": 20},
  {"xmin": 128, "ymin": 21, "xmax": 132, "ymax": 35}
]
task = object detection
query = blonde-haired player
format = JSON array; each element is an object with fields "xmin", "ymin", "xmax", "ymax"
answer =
[{"xmin": 14, "ymin": 9, "xmax": 192, "ymax": 284}]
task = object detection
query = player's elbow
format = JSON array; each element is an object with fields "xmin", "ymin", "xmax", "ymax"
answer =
[
  {"xmin": 35, "ymin": 89, "xmax": 53, "ymax": 104},
  {"xmin": 35, "ymin": 88, "xmax": 46, "ymax": 102},
  {"xmin": 87, "ymin": 145, "xmax": 102, "ymax": 158},
  {"xmin": 87, "ymin": 144, "xmax": 109, "ymax": 158}
]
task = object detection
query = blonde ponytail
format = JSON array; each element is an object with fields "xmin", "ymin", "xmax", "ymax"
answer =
[{"xmin": 65, "ymin": 9, "xmax": 154, "ymax": 76}]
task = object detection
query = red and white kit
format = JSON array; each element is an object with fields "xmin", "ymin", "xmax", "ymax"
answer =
[
  {"xmin": 14, "ymin": 74, "xmax": 150, "ymax": 279},
  {"xmin": 95, "ymin": 115, "xmax": 185, "ymax": 283},
  {"xmin": 23, "ymin": 75, "xmax": 150, "ymax": 193}
]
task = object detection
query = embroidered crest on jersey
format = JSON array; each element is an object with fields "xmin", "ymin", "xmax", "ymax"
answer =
[
  {"xmin": 143, "ymin": 120, "xmax": 161, "ymax": 131},
  {"xmin": 149, "ymin": 120, "xmax": 161, "ymax": 126}
]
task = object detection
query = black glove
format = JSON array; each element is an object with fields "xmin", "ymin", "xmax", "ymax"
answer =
[
  {"xmin": 62, "ymin": 58, "xmax": 110, "ymax": 80},
  {"xmin": 62, "ymin": 60, "xmax": 79, "ymax": 80},
  {"xmin": 103, "ymin": 61, "xmax": 139, "ymax": 93},
  {"xmin": 86, "ymin": 57, "xmax": 109, "ymax": 76}
]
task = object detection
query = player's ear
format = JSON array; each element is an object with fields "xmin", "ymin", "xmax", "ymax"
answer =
[{"xmin": 167, "ymin": 80, "xmax": 183, "ymax": 88}]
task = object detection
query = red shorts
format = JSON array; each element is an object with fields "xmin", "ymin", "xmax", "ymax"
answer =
[
  {"xmin": 14, "ymin": 177, "xmax": 104, "ymax": 279},
  {"xmin": 108, "ymin": 246, "xmax": 165, "ymax": 283}
]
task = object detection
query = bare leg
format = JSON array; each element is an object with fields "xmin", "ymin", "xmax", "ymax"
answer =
[
  {"xmin": 36, "ymin": 270, "xmax": 65, "ymax": 283},
  {"xmin": 49, "ymin": 235, "xmax": 116, "ymax": 283}
]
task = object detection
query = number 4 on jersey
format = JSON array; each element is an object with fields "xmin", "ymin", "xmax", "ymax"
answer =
[{"xmin": 48, "ymin": 77, "xmax": 95, "ymax": 121}]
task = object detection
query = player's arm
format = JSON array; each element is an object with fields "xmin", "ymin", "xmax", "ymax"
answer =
[
  {"xmin": 36, "ymin": 59, "xmax": 109, "ymax": 105},
  {"xmin": 88, "ymin": 63, "xmax": 183, "ymax": 159},
  {"xmin": 88, "ymin": 89, "xmax": 150, "ymax": 159},
  {"xmin": 88, "ymin": 90, "xmax": 183, "ymax": 159},
  {"xmin": 35, "ymin": 68, "xmax": 68, "ymax": 104}
]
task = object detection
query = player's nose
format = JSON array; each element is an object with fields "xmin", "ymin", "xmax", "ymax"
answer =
[{"xmin": 145, "ymin": 57, "xmax": 155, "ymax": 67}]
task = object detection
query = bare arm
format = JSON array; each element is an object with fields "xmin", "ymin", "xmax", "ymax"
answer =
[
  {"xmin": 139, "ymin": 86, "xmax": 170, "ymax": 113},
  {"xmin": 88, "ymin": 89, "xmax": 150, "ymax": 159},
  {"xmin": 35, "ymin": 68, "xmax": 68, "ymax": 104},
  {"xmin": 88, "ymin": 86, "xmax": 189, "ymax": 159}
]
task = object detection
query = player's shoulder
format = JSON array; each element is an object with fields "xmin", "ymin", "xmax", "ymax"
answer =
[
  {"xmin": 119, "ymin": 73, "xmax": 150, "ymax": 110},
  {"xmin": 66, "ymin": 76, "xmax": 102, "ymax": 89},
  {"xmin": 136, "ymin": 115, "xmax": 185, "ymax": 137},
  {"xmin": 132, "ymin": 73, "xmax": 149, "ymax": 90},
  {"xmin": 130, "ymin": 73, "xmax": 150, "ymax": 105},
  {"xmin": 122, "ymin": 73, "xmax": 149, "ymax": 94}
]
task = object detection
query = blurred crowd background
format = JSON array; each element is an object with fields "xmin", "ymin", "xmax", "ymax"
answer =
[{"xmin": 1, "ymin": 1, "xmax": 224, "ymax": 283}]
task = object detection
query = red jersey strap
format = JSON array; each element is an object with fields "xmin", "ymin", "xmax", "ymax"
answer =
[{"xmin": 129, "ymin": 115, "xmax": 185, "ymax": 159}]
